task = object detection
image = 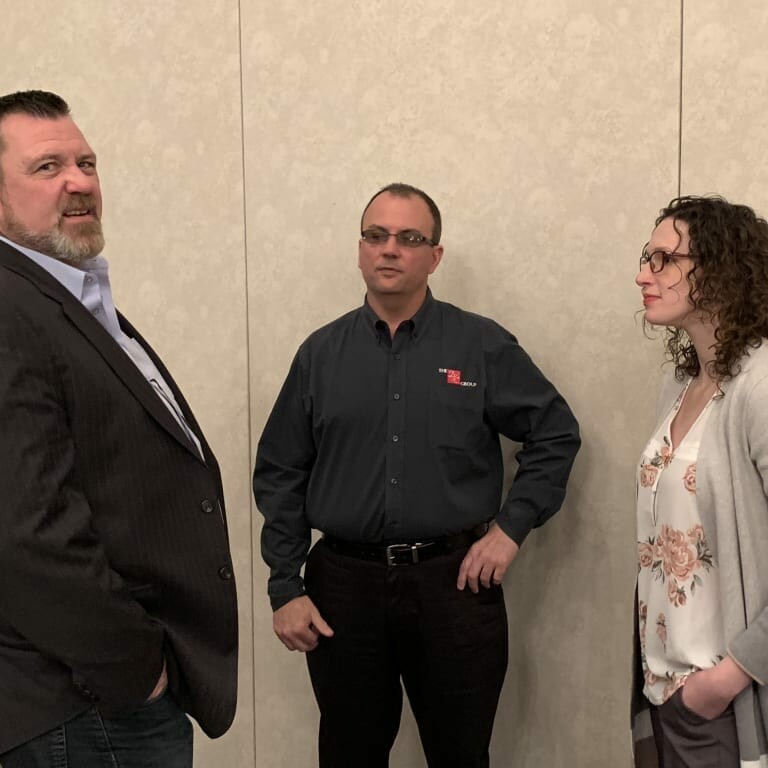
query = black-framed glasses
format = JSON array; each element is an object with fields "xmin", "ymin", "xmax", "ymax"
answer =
[
  {"xmin": 639, "ymin": 249, "xmax": 690, "ymax": 274},
  {"xmin": 361, "ymin": 227, "xmax": 435, "ymax": 248}
]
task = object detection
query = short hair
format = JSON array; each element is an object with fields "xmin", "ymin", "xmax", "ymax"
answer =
[
  {"xmin": 361, "ymin": 183, "xmax": 442, "ymax": 244},
  {"xmin": 0, "ymin": 90, "xmax": 70, "ymax": 155},
  {"xmin": 653, "ymin": 195, "xmax": 768, "ymax": 382}
]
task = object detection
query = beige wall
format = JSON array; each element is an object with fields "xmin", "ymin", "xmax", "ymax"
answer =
[{"xmin": 1, "ymin": 1, "xmax": 764, "ymax": 765}]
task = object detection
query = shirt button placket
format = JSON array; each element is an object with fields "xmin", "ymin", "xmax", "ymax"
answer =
[{"xmin": 385, "ymin": 341, "xmax": 406, "ymax": 536}]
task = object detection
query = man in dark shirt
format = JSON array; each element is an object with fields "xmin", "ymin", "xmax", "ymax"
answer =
[{"xmin": 253, "ymin": 183, "xmax": 580, "ymax": 767}]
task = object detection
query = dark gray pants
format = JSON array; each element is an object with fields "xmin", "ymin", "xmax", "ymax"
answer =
[{"xmin": 650, "ymin": 688, "xmax": 739, "ymax": 768}]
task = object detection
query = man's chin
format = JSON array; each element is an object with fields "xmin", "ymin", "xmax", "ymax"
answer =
[
  {"xmin": 19, "ymin": 229, "xmax": 105, "ymax": 265},
  {"xmin": 54, "ymin": 235, "xmax": 105, "ymax": 265},
  {"xmin": 55, "ymin": 222, "xmax": 105, "ymax": 263}
]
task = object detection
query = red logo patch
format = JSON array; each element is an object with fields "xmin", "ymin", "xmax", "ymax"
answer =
[{"xmin": 446, "ymin": 369, "xmax": 462, "ymax": 385}]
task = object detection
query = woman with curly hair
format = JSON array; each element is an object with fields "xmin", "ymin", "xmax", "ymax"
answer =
[{"xmin": 632, "ymin": 196, "xmax": 768, "ymax": 767}]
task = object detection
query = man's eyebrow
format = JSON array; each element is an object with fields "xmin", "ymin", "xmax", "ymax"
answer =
[
  {"xmin": 27, "ymin": 150, "xmax": 97, "ymax": 166},
  {"xmin": 26, "ymin": 151, "xmax": 62, "ymax": 166},
  {"xmin": 364, "ymin": 225, "xmax": 421, "ymax": 232}
]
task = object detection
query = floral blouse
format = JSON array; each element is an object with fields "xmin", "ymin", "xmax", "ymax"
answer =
[{"xmin": 636, "ymin": 383, "xmax": 723, "ymax": 705}]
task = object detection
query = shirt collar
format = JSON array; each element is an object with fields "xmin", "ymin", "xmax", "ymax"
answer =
[
  {"xmin": 361, "ymin": 287, "xmax": 436, "ymax": 342},
  {"xmin": 0, "ymin": 234, "xmax": 107, "ymax": 302},
  {"xmin": 410, "ymin": 288, "xmax": 436, "ymax": 339}
]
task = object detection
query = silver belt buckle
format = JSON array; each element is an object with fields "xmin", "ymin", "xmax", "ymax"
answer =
[{"xmin": 386, "ymin": 542, "xmax": 423, "ymax": 566}]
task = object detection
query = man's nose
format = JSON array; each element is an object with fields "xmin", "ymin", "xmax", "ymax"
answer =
[
  {"xmin": 382, "ymin": 233, "xmax": 402, "ymax": 256},
  {"xmin": 63, "ymin": 165, "xmax": 97, "ymax": 195}
]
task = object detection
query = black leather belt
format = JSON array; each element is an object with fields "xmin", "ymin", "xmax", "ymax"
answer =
[{"xmin": 323, "ymin": 523, "xmax": 489, "ymax": 566}]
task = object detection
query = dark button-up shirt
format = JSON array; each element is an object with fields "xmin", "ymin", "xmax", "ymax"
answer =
[{"xmin": 254, "ymin": 291, "xmax": 580, "ymax": 609}]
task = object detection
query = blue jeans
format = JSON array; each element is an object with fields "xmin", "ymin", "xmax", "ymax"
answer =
[{"xmin": 0, "ymin": 691, "xmax": 192, "ymax": 768}]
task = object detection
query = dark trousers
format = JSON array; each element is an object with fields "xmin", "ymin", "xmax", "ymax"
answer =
[
  {"xmin": 650, "ymin": 688, "xmax": 739, "ymax": 768},
  {"xmin": 305, "ymin": 540, "xmax": 508, "ymax": 768},
  {"xmin": 0, "ymin": 691, "xmax": 192, "ymax": 768}
]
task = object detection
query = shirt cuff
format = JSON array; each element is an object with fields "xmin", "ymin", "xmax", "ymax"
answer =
[
  {"xmin": 269, "ymin": 585, "xmax": 306, "ymax": 612},
  {"xmin": 495, "ymin": 506, "xmax": 538, "ymax": 546}
]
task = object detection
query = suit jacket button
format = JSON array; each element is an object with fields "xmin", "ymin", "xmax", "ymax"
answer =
[
  {"xmin": 218, "ymin": 566, "xmax": 233, "ymax": 580},
  {"xmin": 201, "ymin": 499, "xmax": 215, "ymax": 514}
]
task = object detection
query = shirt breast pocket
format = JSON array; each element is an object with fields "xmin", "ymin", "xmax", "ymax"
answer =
[{"xmin": 428, "ymin": 385, "xmax": 486, "ymax": 450}]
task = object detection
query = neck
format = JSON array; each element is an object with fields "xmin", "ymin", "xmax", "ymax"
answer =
[{"xmin": 367, "ymin": 290, "xmax": 428, "ymax": 336}]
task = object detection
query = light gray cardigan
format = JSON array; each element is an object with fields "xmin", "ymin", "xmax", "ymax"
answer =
[{"xmin": 633, "ymin": 341, "xmax": 768, "ymax": 767}]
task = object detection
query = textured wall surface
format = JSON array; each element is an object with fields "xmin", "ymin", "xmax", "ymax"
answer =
[
  {"xmin": 2, "ymin": 0, "xmax": 764, "ymax": 765},
  {"xmin": 681, "ymin": 0, "xmax": 768, "ymax": 208}
]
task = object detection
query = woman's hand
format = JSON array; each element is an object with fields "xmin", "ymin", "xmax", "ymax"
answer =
[{"xmin": 681, "ymin": 656, "xmax": 752, "ymax": 720}]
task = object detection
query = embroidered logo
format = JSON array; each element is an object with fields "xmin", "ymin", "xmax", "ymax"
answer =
[{"xmin": 437, "ymin": 367, "xmax": 478, "ymax": 387}]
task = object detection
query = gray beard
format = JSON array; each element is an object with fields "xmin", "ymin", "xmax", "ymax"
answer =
[{"xmin": 3, "ymin": 218, "xmax": 104, "ymax": 265}]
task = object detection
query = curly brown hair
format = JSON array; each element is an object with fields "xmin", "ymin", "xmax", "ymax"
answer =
[{"xmin": 651, "ymin": 195, "xmax": 768, "ymax": 382}]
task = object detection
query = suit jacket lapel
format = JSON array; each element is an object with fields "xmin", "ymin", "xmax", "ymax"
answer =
[
  {"xmin": 119, "ymin": 313, "xmax": 216, "ymax": 469},
  {"xmin": 0, "ymin": 241, "xmax": 205, "ymax": 463}
]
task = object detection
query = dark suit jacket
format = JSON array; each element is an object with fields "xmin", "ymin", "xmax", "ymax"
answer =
[{"xmin": 0, "ymin": 240, "xmax": 238, "ymax": 752}]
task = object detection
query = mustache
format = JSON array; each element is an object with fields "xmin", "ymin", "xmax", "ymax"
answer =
[{"xmin": 61, "ymin": 195, "xmax": 99, "ymax": 215}]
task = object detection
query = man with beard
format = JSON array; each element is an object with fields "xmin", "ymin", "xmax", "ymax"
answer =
[{"xmin": 0, "ymin": 90, "xmax": 238, "ymax": 767}]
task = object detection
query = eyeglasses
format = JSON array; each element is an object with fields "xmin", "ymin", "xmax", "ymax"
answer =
[
  {"xmin": 361, "ymin": 227, "xmax": 435, "ymax": 248},
  {"xmin": 639, "ymin": 249, "xmax": 690, "ymax": 274}
]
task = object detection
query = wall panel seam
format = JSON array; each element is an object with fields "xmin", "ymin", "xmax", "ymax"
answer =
[
  {"xmin": 678, "ymin": 0, "xmax": 684, "ymax": 195},
  {"xmin": 235, "ymin": 0, "xmax": 258, "ymax": 765}
]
